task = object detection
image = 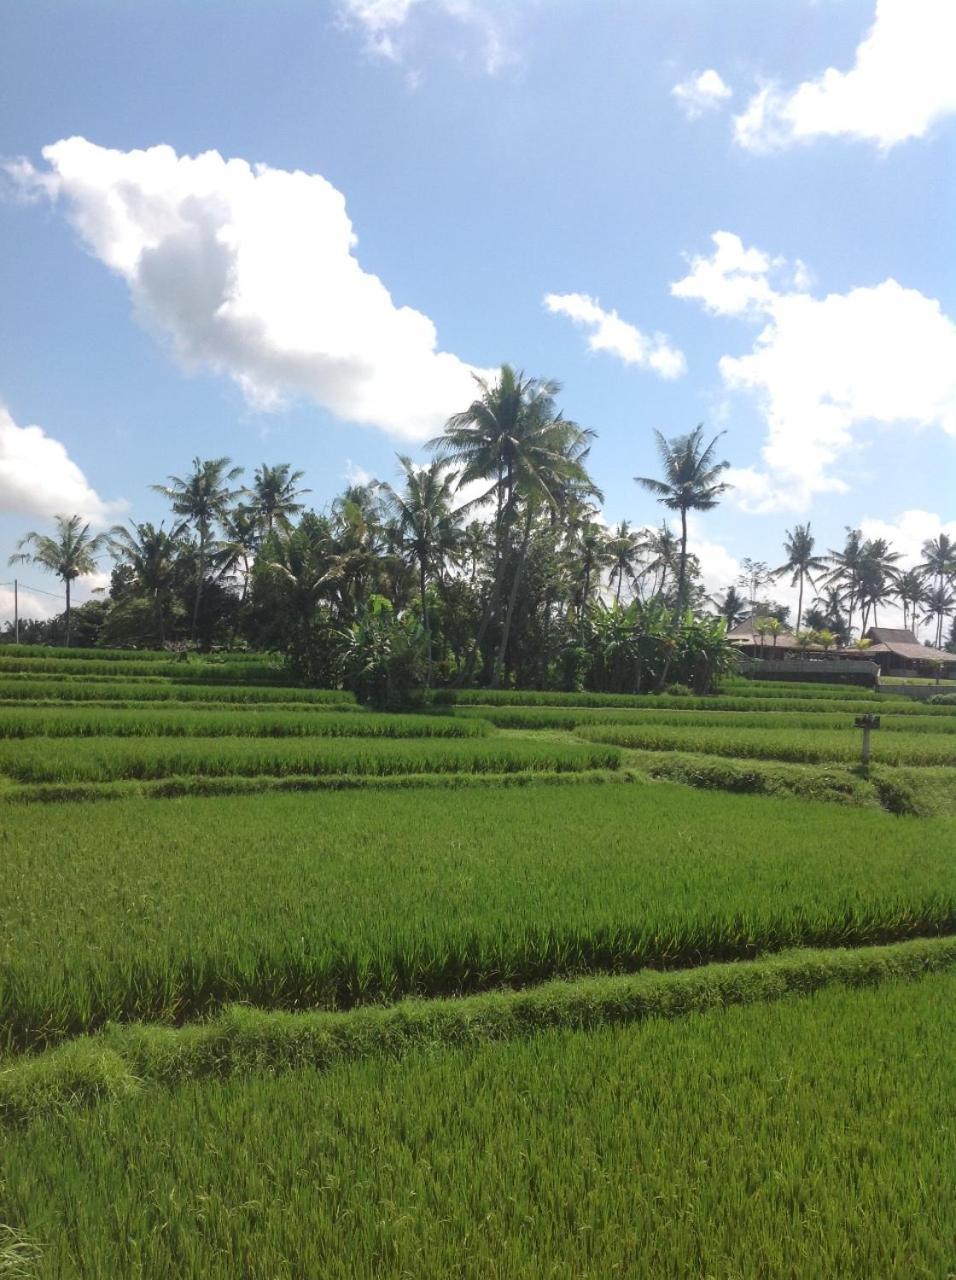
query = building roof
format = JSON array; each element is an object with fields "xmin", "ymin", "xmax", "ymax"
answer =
[
  {"xmin": 867, "ymin": 627, "xmax": 919, "ymax": 645},
  {"xmin": 727, "ymin": 619, "xmax": 800, "ymax": 647},
  {"xmin": 866, "ymin": 640, "xmax": 956, "ymax": 665}
]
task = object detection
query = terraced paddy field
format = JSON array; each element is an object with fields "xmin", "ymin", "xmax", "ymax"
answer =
[{"xmin": 1, "ymin": 647, "xmax": 954, "ymax": 1276}]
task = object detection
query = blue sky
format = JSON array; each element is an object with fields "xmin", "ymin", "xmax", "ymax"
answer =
[{"xmin": 1, "ymin": 0, "xmax": 954, "ymax": 621}]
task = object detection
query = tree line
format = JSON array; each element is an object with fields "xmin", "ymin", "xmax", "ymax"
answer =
[{"xmin": 7, "ymin": 365, "xmax": 956, "ymax": 699}]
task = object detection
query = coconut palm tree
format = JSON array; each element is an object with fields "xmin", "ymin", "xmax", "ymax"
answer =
[
  {"xmin": 248, "ymin": 463, "xmax": 310, "ymax": 535},
  {"xmin": 709, "ymin": 584, "xmax": 748, "ymax": 627},
  {"xmin": 919, "ymin": 534, "xmax": 956, "ymax": 646},
  {"xmin": 895, "ymin": 568, "xmax": 928, "ymax": 636},
  {"xmin": 108, "ymin": 520, "xmax": 186, "ymax": 645},
  {"xmin": 432, "ymin": 365, "xmax": 595, "ymax": 681},
  {"xmin": 922, "ymin": 583, "xmax": 956, "ymax": 652},
  {"xmin": 643, "ymin": 523, "xmax": 680, "ymax": 600},
  {"xmin": 9, "ymin": 515, "xmax": 108, "ymax": 647},
  {"xmin": 826, "ymin": 528, "xmax": 865, "ymax": 638},
  {"xmin": 635, "ymin": 426, "xmax": 731, "ymax": 618},
  {"xmin": 606, "ymin": 520, "xmax": 647, "ymax": 606},
  {"xmin": 383, "ymin": 456, "xmax": 462, "ymax": 683},
  {"xmin": 773, "ymin": 523, "xmax": 828, "ymax": 632},
  {"xmin": 154, "ymin": 457, "xmax": 244, "ymax": 643}
]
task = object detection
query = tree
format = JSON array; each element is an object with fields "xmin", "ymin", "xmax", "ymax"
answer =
[
  {"xmin": 635, "ymin": 426, "xmax": 730, "ymax": 618},
  {"xmin": 922, "ymin": 584, "xmax": 955, "ymax": 652},
  {"xmin": 827, "ymin": 528, "xmax": 865, "ymax": 638},
  {"xmin": 9, "ymin": 515, "xmax": 107, "ymax": 647},
  {"xmin": 154, "ymin": 457, "xmax": 244, "ymax": 644},
  {"xmin": 432, "ymin": 365, "xmax": 597, "ymax": 683},
  {"xmin": 736, "ymin": 559, "xmax": 773, "ymax": 620},
  {"xmin": 773, "ymin": 523, "xmax": 827, "ymax": 632},
  {"xmin": 107, "ymin": 521, "xmax": 186, "ymax": 645},
  {"xmin": 895, "ymin": 569, "xmax": 927, "ymax": 636},
  {"xmin": 383, "ymin": 456, "xmax": 461, "ymax": 684},
  {"xmin": 247, "ymin": 463, "xmax": 310, "ymax": 536},
  {"xmin": 606, "ymin": 521, "xmax": 646, "ymax": 606},
  {"xmin": 709, "ymin": 584, "xmax": 748, "ymax": 627},
  {"xmin": 919, "ymin": 534, "xmax": 956, "ymax": 646}
]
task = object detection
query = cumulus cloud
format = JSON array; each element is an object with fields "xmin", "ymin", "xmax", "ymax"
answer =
[
  {"xmin": 735, "ymin": 0, "xmax": 956, "ymax": 152},
  {"xmin": 12, "ymin": 138, "xmax": 489, "ymax": 443},
  {"xmin": 671, "ymin": 70, "xmax": 732, "ymax": 120},
  {"xmin": 671, "ymin": 232, "xmax": 956, "ymax": 512},
  {"xmin": 339, "ymin": 0, "xmax": 514, "ymax": 75},
  {"xmin": 0, "ymin": 403, "xmax": 123, "ymax": 525},
  {"xmin": 543, "ymin": 293, "xmax": 686, "ymax": 380},
  {"xmin": 859, "ymin": 509, "xmax": 956, "ymax": 568}
]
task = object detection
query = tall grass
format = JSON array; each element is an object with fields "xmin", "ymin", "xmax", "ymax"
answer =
[
  {"xmin": 0, "ymin": 784, "xmax": 952, "ymax": 1049},
  {"xmin": 0, "ymin": 706, "xmax": 487, "ymax": 739},
  {"xmin": 0, "ymin": 678, "xmax": 355, "ymax": 705},
  {"xmin": 0, "ymin": 735, "xmax": 617, "ymax": 784},
  {"xmin": 1, "ymin": 963, "xmax": 953, "ymax": 1277},
  {"xmin": 579, "ymin": 721, "xmax": 956, "ymax": 766},
  {"xmin": 433, "ymin": 685, "xmax": 899, "ymax": 707},
  {"xmin": 0, "ymin": 656, "xmax": 286, "ymax": 682},
  {"xmin": 450, "ymin": 704, "xmax": 956, "ymax": 731}
]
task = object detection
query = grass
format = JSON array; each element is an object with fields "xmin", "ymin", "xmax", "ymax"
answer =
[
  {"xmin": 0, "ymin": 678, "xmax": 355, "ymax": 705},
  {"xmin": 0, "ymin": 706, "xmax": 487, "ymax": 739},
  {"xmin": 0, "ymin": 655, "xmax": 287, "ymax": 681},
  {"xmin": 1, "ymin": 960, "xmax": 953, "ymax": 1277},
  {"xmin": 625, "ymin": 749, "xmax": 956, "ymax": 815},
  {"xmin": 0, "ymin": 735, "xmax": 617, "ymax": 784},
  {"xmin": 579, "ymin": 720, "xmax": 956, "ymax": 766},
  {"xmin": 1, "ymin": 783, "xmax": 952, "ymax": 1050},
  {"xmin": 433, "ymin": 684, "xmax": 898, "ymax": 707},
  {"xmin": 450, "ymin": 703, "xmax": 956, "ymax": 731}
]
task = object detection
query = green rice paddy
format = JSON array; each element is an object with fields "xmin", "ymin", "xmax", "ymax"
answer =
[{"xmin": 1, "ymin": 645, "xmax": 953, "ymax": 1276}]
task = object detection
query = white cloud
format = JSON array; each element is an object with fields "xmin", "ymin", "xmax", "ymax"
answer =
[
  {"xmin": 12, "ymin": 138, "xmax": 490, "ymax": 443},
  {"xmin": 0, "ymin": 403, "xmax": 124, "ymax": 525},
  {"xmin": 735, "ymin": 0, "xmax": 956, "ymax": 152},
  {"xmin": 672, "ymin": 69, "xmax": 732, "ymax": 120},
  {"xmin": 339, "ymin": 0, "xmax": 514, "ymax": 75},
  {"xmin": 0, "ymin": 583, "xmax": 63, "ymax": 624},
  {"xmin": 671, "ymin": 232, "xmax": 956, "ymax": 512},
  {"xmin": 858, "ymin": 509, "xmax": 956, "ymax": 568},
  {"xmin": 544, "ymin": 292, "xmax": 686, "ymax": 380}
]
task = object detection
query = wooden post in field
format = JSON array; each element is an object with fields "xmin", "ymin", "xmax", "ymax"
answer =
[{"xmin": 854, "ymin": 713, "xmax": 880, "ymax": 773}]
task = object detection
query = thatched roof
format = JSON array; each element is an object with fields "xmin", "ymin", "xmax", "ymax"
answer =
[
  {"xmin": 865, "ymin": 627, "xmax": 956, "ymax": 663},
  {"xmin": 727, "ymin": 620, "xmax": 800, "ymax": 648}
]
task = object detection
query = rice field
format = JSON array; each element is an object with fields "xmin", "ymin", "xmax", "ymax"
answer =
[
  {"xmin": 1, "ymin": 644, "xmax": 953, "ymax": 1274},
  {"xmin": 2, "ymin": 968, "xmax": 952, "ymax": 1278}
]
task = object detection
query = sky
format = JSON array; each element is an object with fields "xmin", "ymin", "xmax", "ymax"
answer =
[{"xmin": 1, "ymin": 0, "xmax": 954, "ymax": 624}]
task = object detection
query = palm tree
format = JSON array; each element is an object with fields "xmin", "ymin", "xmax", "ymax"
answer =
[
  {"xmin": 773, "ymin": 523, "xmax": 827, "ymax": 632},
  {"xmin": 154, "ymin": 457, "xmax": 244, "ymax": 643},
  {"xmin": 827, "ymin": 528, "xmax": 865, "ymax": 638},
  {"xmin": 636, "ymin": 426, "xmax": 730, "ymax": 619},
  {"xmin": 643, "ymin": 523, "xmax": 680, "ymax": 600},
  {"xmin": 432, "ymin": 365, "xmax": 594, "ymax": 681},
  {"xmin": 857, "ymin": 538, "xmax": 901, "ymax": 633},
  {"xmin": 709, "ymin": 584, "xmax": 748, "ymax": 627},
  {"xmin": 922, "ymin": 584, "xmax": 956, "ymax": 652},
  {"xmin": 919, "ymin": 534, "xmax": 956, "ymax": 646},
  {"xmin": 606, "ymin": 521, "xmax": 646, "ymax": 606},
  {"xmin": 9, "ymin": 515, "xmax": 108, "ymax": 647},
  {"xmin": 108, "ymin": 520, "xmax": 186, "ymax": 644},
  {"xmin": 248, "ymin": 463, "xmax": 310, "ymax": 535},
  {"xmin": 383, "ymin": 456, "xmax": 462, "ymax": 683},
  {"xmin": 895, "ymin": 568, "xmax": 927, "ymax": 636}
]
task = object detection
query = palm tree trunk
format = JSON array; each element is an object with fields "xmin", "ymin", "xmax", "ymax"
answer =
[
  {"xmin": 419, "ymin": 557, "xmax": 432, "ymax": 687},
  {"xmin": 676, "ymin": 507, "xmax": 688, "ymax": 618},
  {"xmin": 191, "ymin": 528, "xmax": 207, "ymax": 645},
  {"xmin": 155, "ymin": 590, "xmax": 166, "ymax": 646},
  {"xmin": 492, "ymin": 508, "xmax": 533, "ymax": 688},
  {"xmin": 64, "ymin": 577, "xmax": 72, "ymax": 648},
  {"xmin": 796, "ymin": 572, "xmax": 804, "ymax": 632}
]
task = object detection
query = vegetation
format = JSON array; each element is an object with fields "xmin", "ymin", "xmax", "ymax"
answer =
[
  {"xmin": 1, "ymin": 962, "xmax": 953, "ymax": 1276},
  {"xmin": 1, "ymin": 782, "xmax": 952, "ymax": 1049}
]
